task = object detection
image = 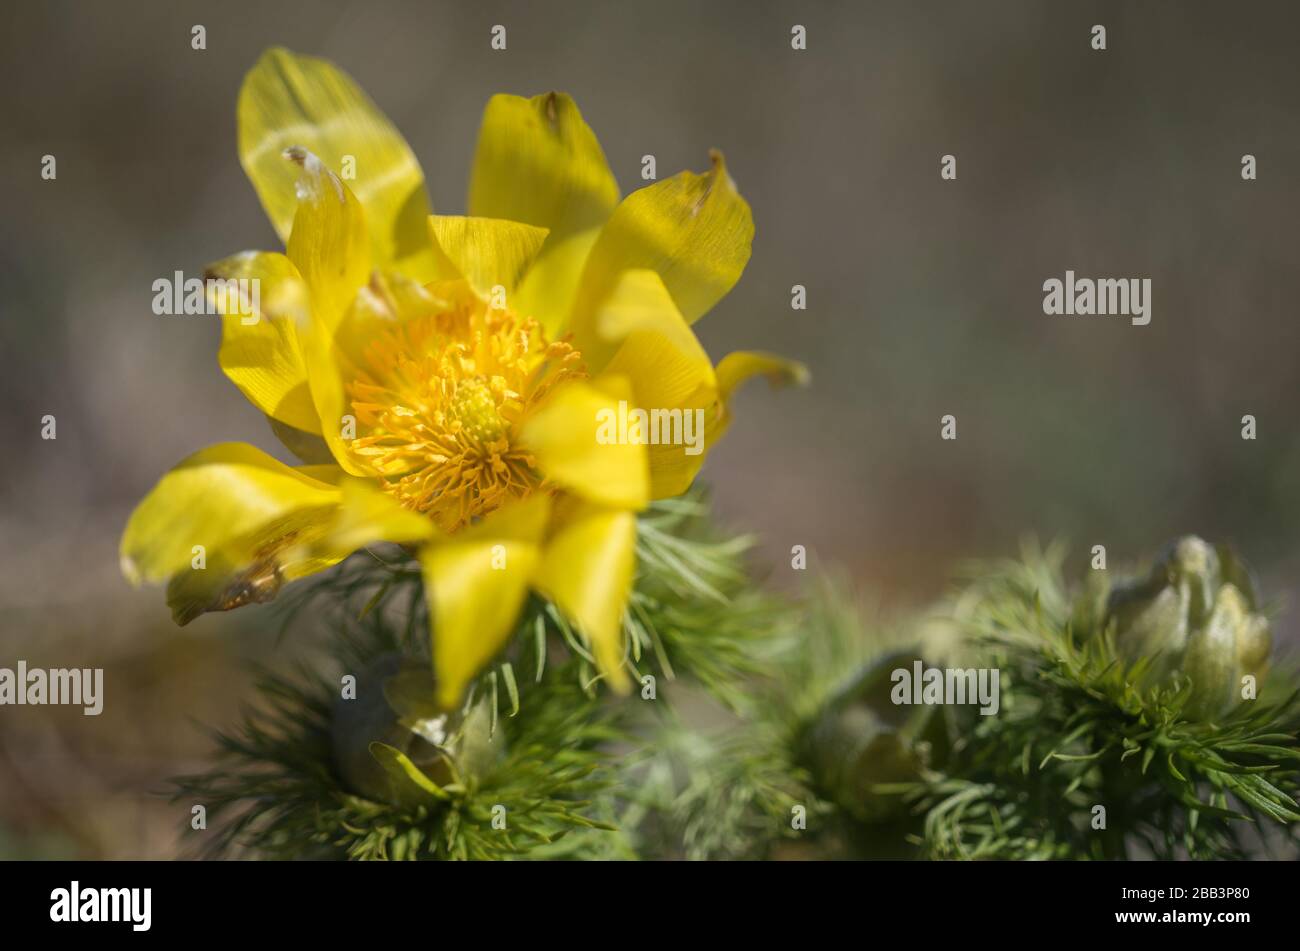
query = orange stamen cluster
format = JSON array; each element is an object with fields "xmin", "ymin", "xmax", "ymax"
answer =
[{"xmin": 348, "ymin": 300, "xmax": 584, "ymax": 532}]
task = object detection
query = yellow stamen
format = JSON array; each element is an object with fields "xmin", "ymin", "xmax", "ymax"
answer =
[{"xmin": 347, "ymin": 299, "xmax": 585, "ymax": 532}]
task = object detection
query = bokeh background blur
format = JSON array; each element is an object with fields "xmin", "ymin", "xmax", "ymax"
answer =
[{"xmin": 2, "ymin": 0, "xmax": 1299, "ymax": 858}]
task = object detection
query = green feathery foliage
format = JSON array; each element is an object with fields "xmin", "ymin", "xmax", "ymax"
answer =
[
  {"xmin": 172, "ymin": 489, "xmax": 788, "ymax": 859},
  {"xmin": 863, "ymin": 543, "xmax": 1300, "ymax": 862},
  {"xmin": 896, "ymin": 542, "xmax": 1300, "ymax": 860},
  {"xmin": 172, "ymin": 645, "xmax": 626, "ymax": 860},
  {"xmin": 633, "ymin": 541, "xmax": 1300, "ymax": 861},
  {"xmin": 622, "ymin": 580, "xmax": 862, "ymax": 860},
  {"xmin": 174, "ymin": 512, "xmax": 1300, "ymax": 861}
]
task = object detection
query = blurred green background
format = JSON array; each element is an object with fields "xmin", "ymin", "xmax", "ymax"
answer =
[{"xmin": 2, "ymin": 0, "xmax": 1299, "ymax": 857}]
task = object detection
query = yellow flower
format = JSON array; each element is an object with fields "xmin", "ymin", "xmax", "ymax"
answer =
[{"xmin": 121, "ymin": 48, "xmax": 806, "ymax": 709}]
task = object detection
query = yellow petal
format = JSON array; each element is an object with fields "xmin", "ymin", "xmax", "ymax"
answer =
[
  {"xmin": 469, "ymin": 92, "xmax": 620, "ymax": 335},
  {"xmin": 284, "ymin": 147, "xmax": 371, "ymax": 330},
  {"xmin": 267, "ymin": 418, "xmax": 335, "ymax": 465},
  {"xmin": 574, "ymin": 150, "xmax": 753, "ymax": 328},
  {"xmin": 427, "ymin": 215, "xmax": 549, "ymax": 297},
  {"xmin": 278, "ymin": 149, "xmax": 374, "ymax": 474},
  {"xmin": 310, "ymin": 478, "xmax": 436, "ymax": 559},
  {"xmin": 120, "ymin": 443, "xmax": 343, "ymax": 624},
  {"xmin": 207, "ymin": 251, "xmax": 320, "ymax": 434},
  {"xmin": 162, "ymin": 511, "xmax": 342, "ymax": 626},
  {"xmin": 534, "ymin": 500, "xmax": 635, "ymax": 693},
  {"xmin": 715, "ymin": 350, "xmax": 811, "ymax": 405},
  {"xmin": 513, "ymin": 226, "xmax": 601, "ymax": 337},
  {"xmin": 639, "ymin": 350, "xmax": 809, "ymax": 499},
  {"xmin": 634, "ymin": 408, "xmax": 719, "ymax": 500},
  {"xmin": 294, "ymin": 464, "xmax": 347, "ymax": 485},
  {"xmin": 420, "ymin": 495, "xmax": 551, "ymax": 710},
  {"xmin": 332, "ymin": 270, "xmax": 445, "ymax": 370},
  {"xmin": 238, "ymin": 47, "xmax": 435, "ymax": 277},
  {"xmin": 639, "ymin": 350, "xmax": 800, "ymax": 501},
  {"xmin": 469, "ymin": 92, "xmax": 619, "ymax": 241},
  {"xmin": 579, "ymin": 268, "xmax": 715, "ymax": 389},
  {"xmin": 519, "ymin": 377, "xmax": 649, "ymax": 510},
  {"xmin": 572, "ymin": 270, "xmax": 719, "ymax": 498},
  {"xmin": 296, "ymin": 307, "xmax": 360, "ymax": 475}
]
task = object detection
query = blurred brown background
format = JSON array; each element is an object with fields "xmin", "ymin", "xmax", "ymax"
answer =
[{"xmin": 2, "ymin": 0, "xmax": 1299, "ymax": 857}]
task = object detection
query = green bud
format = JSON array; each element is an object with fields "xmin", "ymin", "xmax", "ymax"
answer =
[
  {"xmin": 800, "ymin": 651, "xmax": 946, "ymax": 821},
  {"xmin": 1107, "ymin": 537, "xmax": 1270, "ymax": 719},
  {"xmin": 330, "ymin": 653, "xmax": 502, "ymax": 804}
]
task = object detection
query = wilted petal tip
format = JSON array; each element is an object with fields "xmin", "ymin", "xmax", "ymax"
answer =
[{"xmin": 282, "ymin": 146, "xmax": 345, "ymax": 203}]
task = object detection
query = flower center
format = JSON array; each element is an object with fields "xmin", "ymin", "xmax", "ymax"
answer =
[
  {"xmin": 347, "ymin": 300, "xmax": 584, "ymax": 532},
  {"xmin": 450, "ymin": 377, "xmax": 506, "ymax": 444}
]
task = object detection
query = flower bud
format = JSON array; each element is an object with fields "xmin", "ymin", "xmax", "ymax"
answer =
[
  {"xmin": 799, "ymin": 651, "xmax": 945, "ymax": 821},
  {"xmin": 1107, "ymin": 537, "xmax": 1270, "ymax": 719},
  {"xmin": 330, "ymin": 653, "xmax": 501, "ymax": 804}
]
